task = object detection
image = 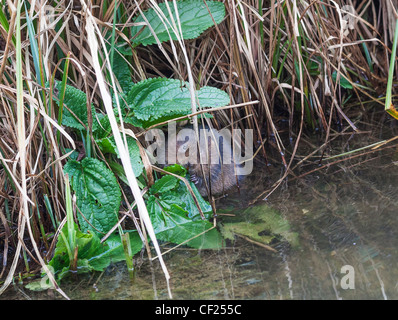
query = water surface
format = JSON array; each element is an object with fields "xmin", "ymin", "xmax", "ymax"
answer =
[{"xmin": 2, "ymin": 123, "xmax": 398, "ymax": 300}]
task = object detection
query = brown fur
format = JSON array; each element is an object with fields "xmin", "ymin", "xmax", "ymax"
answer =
[{"xmin": 167, "ymin": 126, "xmax": 242, "ymax": 197}]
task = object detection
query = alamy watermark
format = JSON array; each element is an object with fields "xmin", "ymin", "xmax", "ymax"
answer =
[
  {"xmin": 144, "ymin": 121, "xmax": 254, "ymax": 176},
  {"xmin": 340, "ymin": 264, "xmax": 355, "ymax": 290}
]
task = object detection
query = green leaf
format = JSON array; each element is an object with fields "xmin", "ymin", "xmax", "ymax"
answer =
[
  {"xmin": 97, "ymin": 136, "xmax": 144, "ymax": 177},
  {"xmin": 164, "ymin": 164, "xmax": 187, "ymax": 177},
  {"xmin": 111, "ymin": 52, "xmax": 133, "ymax": 93},
  {"xmin": 149, "ymin": 175, "xmax": 179, "ymax": 194},
  {"xmin": 44, "ymin": 222, "xmax": 143, "ymax": 283},
  {"xmin": 47, "ymin": 223, "xmax": 105, "ymax": 280},
  {"xmin": 126, "ymin": 78, "xmax": 229, "ymax": 128},
  {"xmin": 332, "ymin": 71, "xmax": 353, "ymax": 89},
  {"xmin": 88, "ymin": 232, "xmax": 143, "ymax": 270},
  {"xmin": 147, "ymin": 194, "xmax": 222, "ymax": 249},
  {"xmin": 131, "ymin": 0, "xmax": 225, "ymax": 46},
  {"xmin": 145, "ymin": 173, "xmax": 218, "ymax": 249},
  {"xmin": 96, "ymin": 137, "xmax": 116, "ymax": 155},
  {"xmin": 50, "ymin": 81, "xmax": 111, "ymax": 135},
  {"xmin": 64, "ymin": 157, "xmax": 121, "ymax": 236},
  {"xmin": 93, "ymin": 113, "xmax": 112, "ymax": 140},
  {"xmin": 51, "ymin": 81, "xmax": 98, "ymax": 131},
  {"xmin": 173, "ymin": 179, "xmax": 212, "ymax": 220}
]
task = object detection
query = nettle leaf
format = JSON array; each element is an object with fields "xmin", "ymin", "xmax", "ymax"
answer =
[
  {"xmin": 147, "ymin": 194, "xmax": 222, "ymax": 249},
  {"xmin": 64, "ymin": 157, "xmax": 121, "ymax": 236},
  {"xmin": 174, "ymin": 179, "xmax": 212, "ymax": 220},
  {"xmin": 150, "ymin": 175, "xmax": 179, "ymax": 194},
  {"xmin": 109, "ymin": 50, "xmax": 133, "ymax": 110},
  {"xmin": 131, "ymin": 0, "xmax": 225, "ymax": 46},
  {"xmin": 113, "ymin": 137, "xmax": 144, "ymax": 178},
  {"xmin": 93, "ymin": 113, "xmax": 112, "ymax": 140},
  {"xmin": 126, "ymin": 78, "xmax": 229, "ymax": 128},
  {"xmin": 154, "ymin": 166, "xmax": 211, "ymax": 219},
  {"xmin": 146, "ymin": 174, "xmax": 220, "ymax": 249},
  {"xmin": 111, "ymin": 52, "xmax": 133, "ymax": 94},
  {"xmin": 96, "ymin": 137, "xmax": 116, "ymax": 155},
  {"xmin": 51, "ymin": 81, "xmax": 113, "ymax": 135},
  {"xmin": 51, "ymin": 81, "xmax": 98, "ymax": 131}
]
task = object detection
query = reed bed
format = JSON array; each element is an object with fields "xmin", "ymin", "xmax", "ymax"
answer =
[{"xmin": 0, "ymin": 0, "xmax": 397, "ymax": 297}]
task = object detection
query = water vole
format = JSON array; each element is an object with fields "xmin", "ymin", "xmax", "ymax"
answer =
[{"xmin": 165, "ymin": 124, "xmax": 243, "ymax": 197}]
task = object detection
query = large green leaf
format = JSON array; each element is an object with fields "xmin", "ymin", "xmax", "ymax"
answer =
[
  {"xmin": 131, "ymin": 0, "xmax": 225, "ymax": 46},
  {"xmin": 147, "ymin": 194, "xmax": 222, "ymax": 249},
  {"xmin": 153, "ymin": 166, "xmax": 212, "ymax": 219},
  {"xmin": 125, "ymin": 78, "xmax": 230, "ymax": 128},
  {"xmin": 146, "ymin": 172, "xmax": 220, "ymax": 249},
  {"xmin": 50, "ymin": 81, "xmax": 114, "ymax": 136},
  {"xmin": 173, "ymin": 179, "xmax": 213, "ymax": 220},
  {"xmin": 64, "ymin": 157, "xmax": 121, "ymax": 236}
]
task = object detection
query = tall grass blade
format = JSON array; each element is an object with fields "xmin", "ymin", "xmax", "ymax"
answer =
[
  {"xmin": 56, "ymin": 53, "xmax": 70, "ymax": 144},
  {"xmin": 64, "ymin": 174, "xmax": 76, "ymax": 256},
  {"xmin": 385, "ymin": 19, "xmax": 398, "ymax": 120},
  {"xmin": 24, "ymin": 3, "xmax": 43, "ymax": 86},
  {"xmin": 81, "ymin": 1, "xmax": 172, "ymax": 298},
  {"xmin": 44, "ymin": 194, "xmax": 59, "ymax": 229}
]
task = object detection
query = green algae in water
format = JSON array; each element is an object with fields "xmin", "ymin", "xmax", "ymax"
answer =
[{"xmin": 220, "ymin": 203, "xmax": 299, "ymax": 248}]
